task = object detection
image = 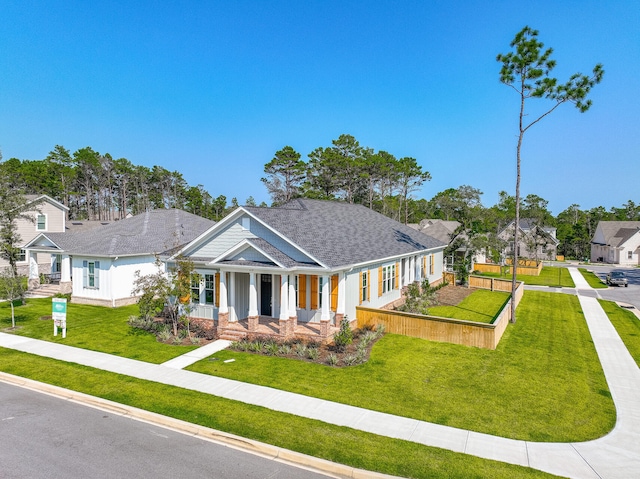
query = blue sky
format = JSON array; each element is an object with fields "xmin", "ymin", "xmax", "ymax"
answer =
[{"xmin": 1, "ymin": 1, "xmax": 637, "ymax": 214}]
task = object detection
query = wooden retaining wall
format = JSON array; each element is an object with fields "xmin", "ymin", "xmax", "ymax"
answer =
[
  {"xmin": 473, "ymin": 263, "xmax": 502, "ymax": 274},
  {"xmin": 356, "ymin": 282, "xmax": 523, "ymax": 350}
]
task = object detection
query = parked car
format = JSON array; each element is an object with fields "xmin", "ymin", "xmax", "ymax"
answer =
[{"xmin": 606, "ymin": 271, "xmax": 628, "ymax": 287}]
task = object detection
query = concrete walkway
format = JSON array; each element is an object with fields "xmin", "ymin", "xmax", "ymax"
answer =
[{"xmin": 1, "ymin": 266, "xmax": 639, "ymax": 478}]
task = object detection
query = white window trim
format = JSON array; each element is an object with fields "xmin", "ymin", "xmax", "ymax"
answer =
[
  {"xmin": 361, "ymin": 270, "xmax": 368, "ymax": 302},
  {"xmin": 382, "ymin": 264, "xmax": 395, "ymax": 294},
  {"xmin": 36, "ymin": 213, "xmax": 47, "ymax": 231}
]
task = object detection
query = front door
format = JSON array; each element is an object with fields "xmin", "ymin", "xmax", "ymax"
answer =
[{"xmin": 260, "ymin": 274, "xmax": 272, "ymax": 316}]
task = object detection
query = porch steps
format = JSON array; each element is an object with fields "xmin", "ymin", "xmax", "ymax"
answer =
[
  {"xmin": 218, "ymin": 329, "xmax": 247, "ymax": 342},
  {"xmin": 25, "ymin": 284, "xmax": 63, "ymax": 298}
]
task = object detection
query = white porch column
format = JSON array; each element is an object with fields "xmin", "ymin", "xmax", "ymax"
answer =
[
  {"xmin": 29, "ymin": 255, "xmax": 39, "ymax": 280},
  {"xmin": 288, "ymin": 276, "xmax": 297, "ymax": 319},
  {"xmin": 321, "ymin": 274, "xmax": 330, "ymax": 321},
  {"xmin": 229, "ymin": 272, "xmax": 236, "ymax": 321},
  {"xmin": 248, "ymin": 272, "xmax": 258, "ymax": 317},
  {"xmin": 409, "ymin": 257, "xmax": 415, "ymax": 283},
  {"xmin": 279, "ymin": 274, "xmax": 289, "ymax": 320},
  {"xmin": 336, "ymin": 272, "xmax": 346, "ymax": 323},
  {"xmin": 61, "ymin": 255, "xmax": 71, "ymax": 282},
  {"xmin": 219, "ymin": 272, "xmax": 228, "ymax": 314}
]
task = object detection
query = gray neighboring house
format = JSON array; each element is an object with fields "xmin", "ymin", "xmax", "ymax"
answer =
[
  {"xmin": 174, "ymin": 199, "xmax": 446, "ymax": 339},
  {"xmin": 1, "ymin": 194, "xmax": 68, "ymax": 281},
  {"xmin": 498, "ymin": 219, "xmax": 559, "ymax": 261},
  {"xmin": 25, "ymin": 209, "xmax": 215, "ymax": 306},
  {"xmin": 410, "ymin": 219, "xmax": 461, "ymax": 271},
  {"xmin": 591, "ymin": 221, "xmax": 640, "ymax": 265}
]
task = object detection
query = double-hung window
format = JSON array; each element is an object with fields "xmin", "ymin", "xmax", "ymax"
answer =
[
  {"xmin": 382, "ymin": 264, "xmax": 395, "ymax": 294},
  {"xmin": 191, "ymin": 274, "xmax": 201, "ymax": 304},
  {"xmin": 204, "ymin": 274, "xmax": 215, "ymax": 305},
  {"xmin": 36, "ymin": 214, "xmax": 46, "ymax": 231},
  {"xmin": 82, "ymin": 260, "xmax": 100, "ymax": 289},
  {"xmin": 361, "ymin": 271, "xmax": 368, "ymax": 302}
]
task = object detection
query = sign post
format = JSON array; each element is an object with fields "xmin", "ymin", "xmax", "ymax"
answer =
[{"xmin": 52, "ymin": 298, "xmax": 67, "ymax": 338}]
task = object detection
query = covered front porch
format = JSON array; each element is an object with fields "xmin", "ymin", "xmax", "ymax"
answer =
[{"xmin": 189, "ymin": 265, "xmax": 348, "ymax": 342}]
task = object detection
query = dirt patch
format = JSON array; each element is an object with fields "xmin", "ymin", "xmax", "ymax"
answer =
[
  {"xmin": 40, "ymin": 315, "xmax": 52, "ymax": 321},
  {"xmin": 433, "ymin": 284, "xmax": 473, "ymax": 306}
]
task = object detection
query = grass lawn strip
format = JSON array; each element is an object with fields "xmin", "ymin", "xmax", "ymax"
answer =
[
  {"xmin": 0, "ymin": 299, "xmax": 196, "ymax": 363},
  {"xmin": 599, "ymin": 300, "xmax": 640, "ymax": 367},
  {"xmin": 0, "ymin": 349, "xmax": 559, "ymax": 479},
  {"xmin": 188, "ymin": 291, "xmax": 614, "ymax": 442},
  {"xmin": 578, "ymin": 268, "xmax": 607, "ymax": 288},
  {"xmin": 429, "ymin": 290, "xmax": 510, "ymax": 323},
  {"xmin": 1, "ymin": 292, "xmax": 615, "ymax": 442},
  {"xmin": 476, "ymin": 266, "xmax": 575, "ymax": 288}
]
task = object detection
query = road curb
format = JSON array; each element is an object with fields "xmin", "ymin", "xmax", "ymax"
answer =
[{"xmin": 0, "ymin": 372, "xmax": 400, "ymax": 479}]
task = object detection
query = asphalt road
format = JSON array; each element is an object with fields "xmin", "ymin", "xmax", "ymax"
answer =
[
  {"xmin": 580, "ymin": 264, "xmax": 640, "ymax": 309},
  {"xmin": 0, "ymin": 381, "xmax": 331, "ymax": 479}
]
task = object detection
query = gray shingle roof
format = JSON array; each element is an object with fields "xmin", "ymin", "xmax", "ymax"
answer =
[
  {"xmin": 40, "ymin": 209, "xmax": 215, "ymax": 257},
  {"xmin": 596, "ymin": 221, "xmax": 640, "ymax": 247},
  {"xmin": 244, "ymin": 199, "xmax": 445, "ymax": 268}
]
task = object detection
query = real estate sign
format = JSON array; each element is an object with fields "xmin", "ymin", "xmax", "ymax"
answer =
[{"xmin": 52, "ymin": 298, "xmax": 67, "ymax": 338}]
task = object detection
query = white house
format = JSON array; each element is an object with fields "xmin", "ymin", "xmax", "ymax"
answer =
[
  {"xmin": 24, "ymin": 209, "xmax": 215, "ymax": 306},
  {"xmin": 591, "ymin": 221, "xmax": 640, "ymax": 265},
  {"xmin": 174, "ymin": 199, "xmax": 446, "ymax": 339},
  {"xmin": 25, "ymin": 199, "xmax": 446, "ymax": 341}
]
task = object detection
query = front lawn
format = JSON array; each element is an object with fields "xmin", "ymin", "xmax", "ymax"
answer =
[
  {"xmin": 189, "ymin": 291, "xmax": 614, "ymax": 442},
  {"xmin": 599, "ymin": 300, "xmax": 640, "ymax": 366},
  {"xmin": 579, "ymin": 268, "xmax": 607, "ymax": 288},
  {"xmin": 429, "ymin": 289, "xmax": 510, "ymax": 323},
  {"xmin": 0, "ymin": 349, "xmax": 559, "ymax": 479},
  {"xmin": 0, "ymin": 298, "xmax": 196, "ymax": 363},
  {"xmin": 476, "ymin": 266, "xmax": 575, "ymax": 287}
]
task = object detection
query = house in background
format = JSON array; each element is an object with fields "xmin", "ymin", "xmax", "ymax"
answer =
[
  {"xmin": 24, "ymin": 209, "xmax": 215, "ymax": 305},
  {"xmin": 0, "ymin": 195, "xmax": 69, "ymax": 286},
  {"xmin": 591, "ymin": 221, "xmax": 640, "ymax": 265},
  {"xmin": 175, "ymin": 198, "xmax": 446, "ymax": 340},
  {"xmin": 497, "ymin": 219, "xmax": 559, "ymax": 262}
]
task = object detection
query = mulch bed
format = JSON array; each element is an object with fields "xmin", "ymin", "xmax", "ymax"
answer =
[{"xmin": 433, "ymin": 284, "xmax": 473, "ymax": 306}]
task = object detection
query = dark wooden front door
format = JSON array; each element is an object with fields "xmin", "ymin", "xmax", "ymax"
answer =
[{"xmin": 260, "ymin": 274, "xmax": 272, "ymax": 316}]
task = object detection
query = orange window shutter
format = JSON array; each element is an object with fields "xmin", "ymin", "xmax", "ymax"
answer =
[
  {"xmin": 395, "ymin": 262, "xmax": 400, "ymax": 288},
  {"xmin": 214, "ymin": 273, "xmax": 220, "ymax": 307},
  {"xmin": 378, "ymin": 267, "xmax": 383, "ymax": 297},
  {"xmin": 298, "ymin": 275, "xmax": 307, "ymax": 309},
  {"xmin": 359, "ymin": 272, "xmax": 363, "ymax": 305},
  {"xmin": 310, "ymin": 275, "xmax": 318, "ymax": 310},
  {"xmin": 367, "ymin": 270, "xmax": 371, "ymax": 300},
  {"xmin": 431, "ymin": 254, "xmax": 435, "ymax": 275},
  {"xmin": 330, "ymin": 274, "xmax": 338, "ymax": 311}
]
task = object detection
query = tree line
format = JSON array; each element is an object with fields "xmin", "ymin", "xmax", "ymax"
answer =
[
  {"xmin": 1, "ymin": 141, "xmax": 637, "ymax": 262},
  {"xmin": 0, "ymin": 145, "xmax": 247, "ymax": 221}
]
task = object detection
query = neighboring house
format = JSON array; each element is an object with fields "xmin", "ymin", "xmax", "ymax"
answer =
[
  {"xmin": 24, "ymin": 209, "xmax": 215, "ymax": 306},
  {"xmin": 0, "ymin": 195, "xmax": 69, "ymax": 283},
  {"xmin": 590, "ymin": 221, "xmax": 640, "ymax": 265},
  {"xmin": 497, "ymin": 219, "xmax": 559, "ymax": 262},
  {"xmin": 411, "ymin": 219, "xmax": 461, "ymax": 271},
  {"xmin": 174, "ymin": 199, "xmax": 446, "ymax": 336}
]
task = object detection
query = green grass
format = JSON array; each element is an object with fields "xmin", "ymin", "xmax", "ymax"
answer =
[
  {"xmin": 599, "ymin": 300, "xmax": 640, "ymax": 367},
  {"xmin": 189, "ymin": 291, "xmax": 614, "ymax": 442},
  {"xmin": 0, "ymin": 298, "xmax": 196, "ymax": 363},
  {"xmin": 578, "ymin": 268, "xmax": 607, "ymax": 288},
  {"xmin": 0, "ymin": 348, "xmax": 561, "ymax": 479},
  {"xmin": 476, "ymin": 266, "xmax": 575, "ymax": 287},
  {"xmin": 429, "ymin": 290, "xmax": 510, "ymax": 323}
]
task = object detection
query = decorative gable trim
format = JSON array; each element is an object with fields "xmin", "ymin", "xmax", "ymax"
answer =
[{"xmin": 209, "ymin": 238, "xmax": 285, "ymax": 268}]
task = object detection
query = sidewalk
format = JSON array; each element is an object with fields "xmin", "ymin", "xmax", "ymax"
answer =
[{"xmin": 1, "ymin": 267, "xmax": 639, "ymax": 478}]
